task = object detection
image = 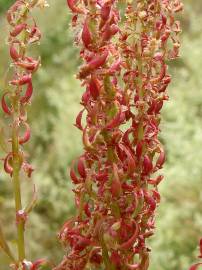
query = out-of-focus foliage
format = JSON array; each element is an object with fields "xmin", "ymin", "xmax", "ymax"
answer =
[{"xmin": 0, "ymin": 0, "xmax": 201, "ymax": 269}]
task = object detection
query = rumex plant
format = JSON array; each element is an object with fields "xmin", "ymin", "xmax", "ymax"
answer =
[
  {"xmin": 0, "ymin": 0, "xmax": 48, "ymax": 269},
  {"xmin": 55, "ymin": 1, "xmax": 183, "ymax": 270}
]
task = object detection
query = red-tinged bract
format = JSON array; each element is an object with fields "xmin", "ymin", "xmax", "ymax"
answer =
[{"xmin": 55, "ymin": 1, "xmax": 182, "ymax": 270}]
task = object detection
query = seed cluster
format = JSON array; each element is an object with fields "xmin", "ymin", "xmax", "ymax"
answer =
[
  {"xmin": 55, "ymin": 1, "xmax": 182, "ymax": 270},
  {"xmin": 2, "ymin": 0, "xmax": 42, "ymax": 178}
]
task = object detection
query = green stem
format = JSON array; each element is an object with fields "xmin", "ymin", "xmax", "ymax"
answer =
[{"xmin": 12, "ymin": 101, "xmax": 25, "ymax": 262}]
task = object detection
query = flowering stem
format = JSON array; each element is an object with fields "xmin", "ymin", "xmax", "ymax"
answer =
[
  {"xmin": 12, "ymin": 108, "xmax": 25, "ymax": 262},
  {"xmin": 1, "ymin": 1, "xmax": 48, "ymax": 268}
]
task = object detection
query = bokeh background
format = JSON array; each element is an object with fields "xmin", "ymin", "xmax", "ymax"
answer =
[{"xmin": 0, "ymin": 0, "xmax": 201, "ymax": 269}]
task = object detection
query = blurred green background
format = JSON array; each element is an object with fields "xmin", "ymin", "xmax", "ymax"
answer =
[{"xmin": 0, "ymin": 0, "xmax": 201, "ymax": 269}]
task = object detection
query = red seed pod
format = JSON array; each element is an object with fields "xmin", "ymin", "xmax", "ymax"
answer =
[
  {"xmin": 77, "ymin": 156, "xmax": 86, "ymax": 178},
  {"xmin": 162, "ymin": 75, "xmax": 171, "ymax": 85},
  {"xmin": 152, "ymin": 190, "xmax": 161, "ymax": 203},
  {"xmin": 110, "ymin": 59, "xmax": 122, "ymax": 75},
  {"xmin": 1, "ymin": 92, "xmax": 12, "ymax": 115},
  {"xmin": 4, "ymin": 152, "xmax": 13, "ymax": 175},
  {"xmin": 19, "ymin": 122, "xmax": 31, "ymax": 145},
  {"xmin": 122, "ymin": 128, "xmax": 133, "ymax": 146},
  {"xmin": 16, "ymin": 58, "xmax": 40, "ymax": 72},
  {"xmin": 155, "ymin": 149, "xmax": 166, "ymax": 169},
  {"xmin": 158, "ymin": 64, "xmax": 166, "ymax": 81},
  {"xmin": 154, "ymin": 100, "xmax": 163, "ymax": 114},
  {"xmin": 75, "ymin": 109, "xmax": 84, "ymax": 130},
  {"xmin": 10, "ymin": 23, "xmax": 26, "ymax": 37},
  {"xmin": 89, "ymin": 50, "xmax": 108, "ymax": 69},
  {"xmin": 144, "ymin": 192, "xmax": 156, "ymax": 211},
  {"xmin": 84, "ymin": 203, "xmax": 91, "ymax": 217},
  {"xmin": 102, "ymin": 23, "xmax": 119, "ymax": 42},
  {"xmin": 82, "ymin": 20, "xmax": 92, "ymax": 48},
  {"xmin": 111, "ymin": 163, "xmax": 122, "ymax": 197},
  {"xmin": 136, "ymin": 140, "xmax": 144, "ymax": 160},
  {"xmin": 74, "ymin": 237, "xmax": 92, "ymax": 252},
  {"xmin": 89, "ymin": 76, "xmax": 101, "ymax": 100},
  {"xmin": 20, "ymin": 82, "xmax": 33, "ymax": 103},
  {"xmin": 148, "ymin": 175, "xmax": 164, "ymax": 185},
  {"xmin": 10, "ymin": 74, "xmax": 32, "ymax": 86},
  {"xmin": 70, "ymin": 166, "xmax": 80, "ymax": 184},
  {"xmin": 10, "ymin": 44, "xmax": 20, "ymax": 61},
  {"xmin": 106, "ymin": 104, "xmax": 125, "ymax": 129},
  {"xmin": 119, "ymin": 222, "xmax": 139, "ymax": 250},
  {"xmin": 101, "ymin": 2, "xmax": 111, "ymax": 21},
  {"xmin": 7, "ymin": 0, "xmax": 24, "ymax": 25},
  {"xmin": 81, "ymin": 89, "xmax": 90, "ymax": 105},
  {"xmin": 119, "ymin": 144, "xmax": 136, "ymax": 175},
  {"xmin": 143, "ymin": 155, "xmax": 153, "ymax": 174},
  {"xmin": 79, "ymin": 51, "xmax": 108, "ymax": 78}
]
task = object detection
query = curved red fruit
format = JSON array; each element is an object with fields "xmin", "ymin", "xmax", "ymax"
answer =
[
  {"xmin": 119, "ymin": 144, "xmax": 136, "ymax": 175},
  {"xmin": 155, "ymin": 149, "xmax": 165, "ymax": 169},
  {"xmin": 144, "ymin": 192, "xmax": 156, "ymax": 211},
  {"xmin": 10, "ymin": 44, "xmax": 20, "ymax": 61},
  {"xmin": 89, "ymin": 76, "xmax": 100, "ymax": 100},
  {"xmin": 11, "ymin": 74, "xmax": 32, "ymax": 86},
  {"xmin": 111, "ymin": 163, "xmax": 121, "ymax": 197},
  {"xmin": 101, "ymin": 2, "xmax": 111, "ymax": 20},
  {"xmin": 79, "ymin": 51, "xmax": 108, "ymax": 78},
  {"xmin": 1, "ymin": 92, "xmax": 12, "ymax": 115},
  {"xmin": 4, "ymin": 152, "xmax": 13, "ymax": 175},
  {"xmin": 70, "ymin": 164, "xmax": 80, "ymax": 184},
  {"xmin": 10, "ymin": 23, "xmax": 26, "ymax": 37},
  {"xmin": 136, "ymin": 140, "xmax": 143, "ymax": 160},
  {"xmin": 75, "ymin": 109, "xmax": 84, "ymax": 130},
  {"xmin": 77, "ymin": 156, "xmax": 86, "ymax": 178},
  {"xmin": 20, "ymin": 82, "xmax": 33, "ymax": 103},
  {"xmin": 19, "ymin": 122, "xmax": 31, "ymax": 144},
  {"xmin": 119, "ymin": 222, "xmax": 139, "ymax": 250},
  {"xmin": 82, "ymin": 20, "xmax": 92, "ymax": 48},
  {"xmin": 143, "ymin": 155, "xmax": 153, "ymax": 174}
]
